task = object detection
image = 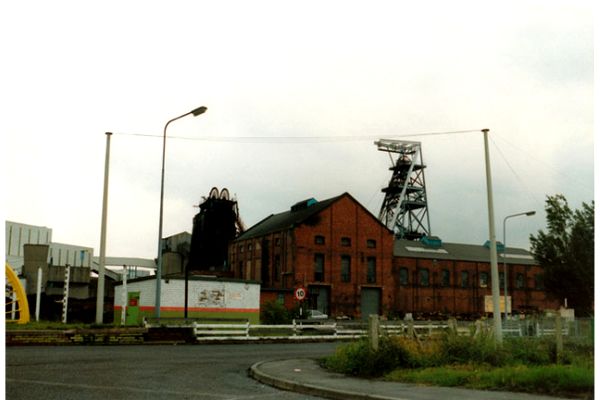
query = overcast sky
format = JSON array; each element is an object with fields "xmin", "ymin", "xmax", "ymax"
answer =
[{"xmin": 2, "ymin": 1, "xmax": 594, "ymax": 260}]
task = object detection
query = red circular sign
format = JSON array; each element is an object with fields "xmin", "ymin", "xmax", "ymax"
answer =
[{"xmin": 294, "ymin": 286, "xmax": 307, "ymax": 301}]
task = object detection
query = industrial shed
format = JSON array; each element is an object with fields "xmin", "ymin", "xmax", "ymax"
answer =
[{"xmin": 114, "ymin": 275, "xmax": 260, "ymax": 325}]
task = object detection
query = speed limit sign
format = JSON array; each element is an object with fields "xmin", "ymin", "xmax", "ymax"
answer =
[{"xmin": 294, "ymin": 286, "xmax": 307, "ymax": 301}]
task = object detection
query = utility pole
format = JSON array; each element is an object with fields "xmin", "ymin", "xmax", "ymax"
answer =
[
  {"xmin": 96, "ymin": 132, "xmax": 112, "ymax": 324},
  {"xmin": 482, "ymin": 129, "xmax": 502, "ymax": 344}
]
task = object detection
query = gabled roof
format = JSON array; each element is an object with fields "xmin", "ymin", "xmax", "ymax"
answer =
[
  {"xmin": 235, "ymin": 194, "xmax": 344, "ymax": 241},
  {"xmin": 235, "ymin": 193, "xmax": 389, "ymax": 241},
  {"xmin": 394, "ymin": 239, "xmax": 537, "ymax": 265}
]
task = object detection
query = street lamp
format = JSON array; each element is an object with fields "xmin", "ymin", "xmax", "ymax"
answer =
[
  {"xmin": 502, "ymin": 210, "xmax": 536, "ymax": 324},
  {"xmin": 155, "ymin": 106, "xmax": 207, "ymax": 318}
]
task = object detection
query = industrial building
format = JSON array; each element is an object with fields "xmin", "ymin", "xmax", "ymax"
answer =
[
  {"xmin": 230, "ymin": 193, "xmax": 395, "ymax": 319},
  {"xmin": 230, "ymin": 193, "xmax": 559, "ymax": 320}
]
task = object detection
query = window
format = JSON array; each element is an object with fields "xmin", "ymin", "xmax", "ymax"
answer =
[
  {"xmin": 248, "ymin": 243, "xmax": 253, "ymax": 251},
  {"xmin": 275, "ymin": 238, "xmax": 281, "ymax": 246},
  {"xmin": 479, "ymin": 272, "xmax": 489, "ymax": 287},
  {"xmin": 461, "ymin": 271, "xmax": 469, "ymax": 288},
  {"xmin": 535, "ymin": 274, "xmax": 544, "ymax": 290},
  {"xmin": 516, "ymin": 273, "xmax": 525, "ymax": 289},
  {"xmin": 366, "ymin": 239, "xmax": 376, "ymax": 248},
  {"xmin": 341, "ymin": 237, "xmax": 351, "ymax": 246},
  {"xmin": 367, "ymin": 257, "xmax": 376, "ymax": 283},
  {"xmin": 419, "ymin": 268, "xmax": 429, "ymax": 287},
  {"xmin": 314, "ymin": 253, "xmax": 324, "ymax": 282},
  {"xmin": 274, "ymin": 255, "xmax": 281, "ymax": 282},
  {"xmin": 441, "ymin": 269, "xmax": 450, "ymax": 287},
  {"xmin": 314, "ymin": 235, "xmax": 325, "ymax": 245},
  {"xmin": 499, "ymin": 272, "xmax": 505, "ymax": 288},
  {"xmin": 341, "ymin": 255, "xmax": 351, "ymax": 282},
  {"xmin": 277, "ymin": 293, "xmax": 285, "ymax": 304},
  {"xmin": 239, "ymin": 245, "xmax": 244, "ymax": 253},
  {"xmin": 399, "ymin": 268, "xmax": 409, "ymax": 285}
]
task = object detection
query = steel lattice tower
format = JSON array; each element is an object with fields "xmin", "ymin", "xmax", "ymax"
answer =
[{"xmin": 375, "ymin": 139, "xmax": 431, "ymax": 240}]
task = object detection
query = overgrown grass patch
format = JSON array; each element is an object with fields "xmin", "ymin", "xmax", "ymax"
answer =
[
  {"xmin": 322, "ymin": 333, "xmax": 594, "ymax": 397},
  {"xmin": 385, "ymin": 364, "xmax": 593, "ymax": 398}
]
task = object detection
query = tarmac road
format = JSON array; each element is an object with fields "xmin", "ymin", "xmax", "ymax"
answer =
[{"xmin": 5, "ymin": 343, "xmax": 340, "ymax": 400}]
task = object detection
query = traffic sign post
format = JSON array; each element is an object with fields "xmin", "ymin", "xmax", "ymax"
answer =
[
  {"xmin": 295, "ymin": 286, "xmax": 306, "ymax": 318},
  {"xmin": 294, "ymin": 286, "xmax": 306, "ymax": 301}
]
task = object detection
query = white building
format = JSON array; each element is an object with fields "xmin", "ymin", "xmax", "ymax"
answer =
[{"xmin": 5, "ymin": 221, "xmax": 92, "ymax": 274}]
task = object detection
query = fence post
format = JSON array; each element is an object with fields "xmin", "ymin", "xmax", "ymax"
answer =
[
  {"xmin": 448, "ymin": 318, "xmax": 457, "ymax": 335},
  {"xmin": 333, "ymin": 322, "xmax": 337, "ymax": 337},
  {"xmin": 475, "ymin": 320, "xmax": 483, "ymax": 337},
  {"xmin": 555, "ymin": 314, "xmax": 563, "ymax": 361},
  {"xmin": 407, "ymin": 320, "xmax": 414, "ymax": 338},
  {"xmin": 292, "ymin": 319, "xmax": 297, "ymax": 337},
  {"xmin": 246, "ymin": 321, "xmax": 250, "ymax": 338},
  {"xmin": 368, "ymin": 314, "xmax": 379, "ymax": 351}
]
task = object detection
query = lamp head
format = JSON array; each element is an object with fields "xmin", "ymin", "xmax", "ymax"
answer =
[
  {"xmin": 191, "ymin": 106, "xmax": 207, "ymax": 116},
  {"xmin": 526, "ymin": 211, "xmax": 536, "ymax": 216}
]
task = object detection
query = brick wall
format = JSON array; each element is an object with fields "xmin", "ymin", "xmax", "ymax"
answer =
[{"xmin": 392, "ymin": 256, "xmax": 560, "ymax": 317}]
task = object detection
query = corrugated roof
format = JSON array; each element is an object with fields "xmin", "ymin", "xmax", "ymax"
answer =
[
  {"xmin": 394, "ymin": 239, "xmax": 537, "ymax": 265},
  {"xmin": 235, "ymin": 193, "xmax": 347, "ymax": 241}
]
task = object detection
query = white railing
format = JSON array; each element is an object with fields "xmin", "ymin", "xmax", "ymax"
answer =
[
  {"xmin": 191, "ymin": 320, "xmax": 449, "ymax": 342},
  {"xmin": 143, "ymin": 317, "xmax": 592, "ymax": 342}
]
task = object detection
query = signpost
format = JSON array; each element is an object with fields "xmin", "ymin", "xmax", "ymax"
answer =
[{"xmin": 295, "ymin": 286, "xmax": 306, "ymax": 318}]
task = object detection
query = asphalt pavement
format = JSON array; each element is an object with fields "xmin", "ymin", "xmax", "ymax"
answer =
[{"xmin": 249, "ymin": 358, "xmax": 574, "ymax": 400}]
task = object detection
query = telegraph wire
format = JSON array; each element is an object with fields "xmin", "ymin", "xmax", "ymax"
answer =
[
  {"xmin": 490, "ymin": 136, "xmax": 543, "ymax": 208},
  {"xmin": 113, "ymin": 129, "xmax": 481, "ymax": 143}
]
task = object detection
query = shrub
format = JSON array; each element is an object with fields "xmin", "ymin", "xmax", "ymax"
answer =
[
  {"xmin": 323, "ymin": 337, "xmax": 412, "ymax": 377},
  {"xmin": 440, "ymin": 331, "xmax": 509, "ymax": 366},
  {"xmin": 260, "ymin": 301, "xmax": 292, "ymax": 324}
]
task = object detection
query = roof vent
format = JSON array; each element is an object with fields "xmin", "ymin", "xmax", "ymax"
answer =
[
  {"xmin": 291, "ymin": 198, "xmax": 317, "ymax": 212},
  {"xmin": 483, "ymin": 240, "xmax": 505, "ymax": 253},
  {"xmin": 420, "ymin": 235, "xmax": 442, "ymax": 248}
]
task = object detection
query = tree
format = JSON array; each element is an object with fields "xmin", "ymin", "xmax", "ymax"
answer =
[{"xmin": 530, "ymin": 195, "xmax": 594, "ymax": 316}]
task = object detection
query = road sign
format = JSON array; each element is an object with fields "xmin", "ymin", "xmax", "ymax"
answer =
[{"xmin": 294, "ymin": 286, "xmax": 307, "ymax": 301}]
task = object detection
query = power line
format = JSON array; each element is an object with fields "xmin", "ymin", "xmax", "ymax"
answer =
[{"xmin": 113, "ymin": 129, "xmax": 481, "ymax": 143}]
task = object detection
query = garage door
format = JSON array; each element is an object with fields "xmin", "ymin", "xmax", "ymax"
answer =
[{"xmin": 360, "ymin": 288, "xmax": 381, "ymax": 320}]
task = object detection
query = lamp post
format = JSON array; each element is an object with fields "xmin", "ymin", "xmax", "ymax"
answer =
[
  {"xmin": 155, "ymin": 106, "xmax": 207, "ymax": 318},
  {"xmin": 502, "ymin": 210, "xmax": 535, "ymax": 323}
]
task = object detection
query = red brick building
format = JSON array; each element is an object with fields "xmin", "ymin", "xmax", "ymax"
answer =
[
  {"xmin": 229, "ymin": 193, "xmax": 395, "ymax": 319},
  {"xmin": 393, "ymin": 238, "xmax": 560, "ymax": 318},
  {"xmin": 230, "ymin": 193, "xmax": 559, "ymax": 319}
]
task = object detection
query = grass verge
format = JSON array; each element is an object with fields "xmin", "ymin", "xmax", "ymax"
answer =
[{"xmin": 385, "ymin": 364, "xmax": 593, "ymax": 399}]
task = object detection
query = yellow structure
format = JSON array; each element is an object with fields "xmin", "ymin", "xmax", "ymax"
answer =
[{"xmin": 5, "ymin": 262, "xmax": 30, "ymax": 324}]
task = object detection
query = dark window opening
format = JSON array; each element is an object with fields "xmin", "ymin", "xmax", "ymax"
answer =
[
  {"xmin": 399, "ymin": 268, "xmax": 409, "ymax": 285},
  {"xmin": 366, "ymin": 239, "xmax": 376, "ymax": 248},
  {"xmin": 314, "ymin": 253, "xmax": 324, "ymax": 282},
  {"xmin": 479, "ymin": 272, "xmax": 489, "ymax": 287},
  {"xmin": 341, "ymin": 255, "xmax": 351, "ymax": 282},
  {"xmin": 341, "ymin": 237, "xmax": 351, "ymax": 247},
  {"xmin": 441, "ymin": 269, "xmax": 450, "ymax": 287},
  {"xmin": 419, "ymin": 268, "xmax": 429, "ymax": 287},
  {"xmin": 314, "ymin": 235, "xmax": 325, "ymax": 245},
  {"xmin": 516, "ymin": 273, "xmax": 525, "ymax": 289},
  {"xmin": 461, "ymin": 271, "xmax": 469, "ymax": 288},
  {"xmin": 367, "ymin": 257, "xmax": 376, "ymax": 283}
]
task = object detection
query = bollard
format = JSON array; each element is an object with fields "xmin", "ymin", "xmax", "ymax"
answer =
[{"xmin": 368, "ymin": 314, "xmax": 379, "ymax": 351}]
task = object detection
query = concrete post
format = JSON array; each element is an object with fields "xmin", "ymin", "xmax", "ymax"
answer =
[
  {"xmin": 96, "ymin": 132, "xmax": 112, "ymax": 324},
  {"xmin": 368, "ymin": 314, "xmax": 379, "ymax": 351}
]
